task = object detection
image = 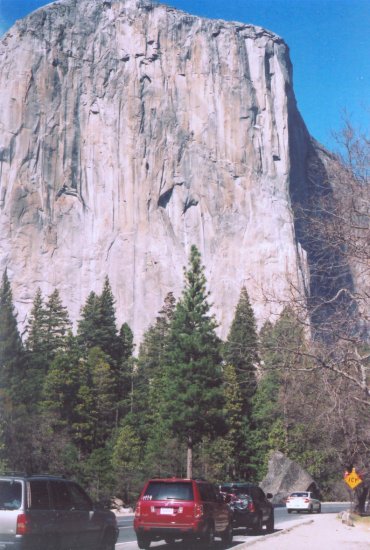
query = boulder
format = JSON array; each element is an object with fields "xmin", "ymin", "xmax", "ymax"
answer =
[{"xmin": 260, "ymin": 451, "xmax": 320, "ymax": 504}]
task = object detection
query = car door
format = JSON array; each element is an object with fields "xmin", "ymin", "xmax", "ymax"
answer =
[
  {"xmin": 50, "ymin": 480, "xmax": 98, "ymax": 550},
  {"xmin": 67, "ymin": 482, "xmax": 100, "ymax": 549}
]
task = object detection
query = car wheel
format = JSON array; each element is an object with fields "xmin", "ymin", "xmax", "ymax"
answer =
[
  {"xmin": 287, "ymin": 509, "xmax": 292, "ymax": 514},
  {"xmin": 265, "ymin": 511, "xmax": 275, "ymax": 533},
  {"xmin": 99, "ymin": 530, "xmax": 116, "ymax": 550},
  {"xmin": 137, "ymin": 534, "xmax": 151, "ymax": 549},
  {"xmin": 317, "ymin": 504, "xmax": 321, "ymax": 513},
  {"xmin": 309, "ymin": 506, "xmax": 313, "ymax": 514},
  {"xmin": 165, "ymin": 537, "xmax": 175, "ymax": 545},
  {"xmin": 252, "ymin": 514, "xmax": 263, "ymax": 534},
  {"xmin": 221, "ymin": 524, "xmax": 233, "ymax": 546},
  {"xmin": 201, "ymin": 523, "xmax": 215, "ymax": 548}
]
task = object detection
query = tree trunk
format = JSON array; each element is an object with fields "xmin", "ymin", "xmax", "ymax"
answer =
[{"xmin": 187, "ymin": 435, "xmax": 193, "ymax": 478}]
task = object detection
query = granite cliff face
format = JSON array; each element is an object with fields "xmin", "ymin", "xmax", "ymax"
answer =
[{"xmin": 0, "ymin": 0, "xmax": 313, "ymax": 340}]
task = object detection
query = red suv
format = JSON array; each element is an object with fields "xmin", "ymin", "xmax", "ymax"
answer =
[{"xmin": 134, "ymin": 478, "xmax": 233, "ymax": 548}]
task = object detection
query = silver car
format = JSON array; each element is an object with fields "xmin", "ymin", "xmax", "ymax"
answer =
[{"xmin": 0, "ymin": 474, "xmax": 119, "ymax": 550}]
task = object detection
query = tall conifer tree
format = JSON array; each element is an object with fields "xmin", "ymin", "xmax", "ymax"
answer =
[
  {"xmin": 136, "ymin": 293, "xmax": 177, "ymax": 474},
  {"xmin": 163, "ymin": 246, "xmax": 224, "ymax": 477},
  {"xmin": 77, "ymin": 291, "xmax": 101, "ymax": 351},
  {"xmin": 97, "ymin": 277, "xmax": 121, "ymax": 360},
  {"xmin": 0, "ymin": 270, "xmax": 23, "ymax": 389},
  {"xmin": 77, "ymin": 280, "xmax": 122, "ymax": 361},
  {"xmin": 223, "ymin": 286, "xmax": 259, "ymax": 477},
  {"xmin": 224, "ymin": 287, "xmax": 258, "ymax": 414},
  {"xmin": 0, "ymin": 270, "xmax": 27, "ymax": 470}
]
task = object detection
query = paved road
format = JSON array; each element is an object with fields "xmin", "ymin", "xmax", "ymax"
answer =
[{"xmin": 114, "ymin": 502, "xmax": 350, "ymax": 549}]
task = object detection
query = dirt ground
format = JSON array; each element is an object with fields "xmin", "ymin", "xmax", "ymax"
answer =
[{"xmin": 236, "ymin": 513, "xmax": 370, "ymax": 549}]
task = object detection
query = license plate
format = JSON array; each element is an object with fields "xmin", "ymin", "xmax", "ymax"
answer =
[{"xmin": 160, "ymin": 507, "xmax": 174, "ymax": 515}]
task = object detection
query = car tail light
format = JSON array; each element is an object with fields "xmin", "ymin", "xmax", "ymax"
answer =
[
  {"xmin": 194, "ymin": 504, "xmax": 204, "ymax": 518},
  {"xmin": 135, "ymin": 502, "xmax": 141, "ymax": 517},
  {"xmin": 16, "ymin": 514, "xmax": 31, "ymax": 535},
  {"xmin": 247, "ymin": 501, "xmax": 256, "ymax": 513},
  {"xmin": 304, "ymin": 499, "xmax": 310, "ymax": 503}
]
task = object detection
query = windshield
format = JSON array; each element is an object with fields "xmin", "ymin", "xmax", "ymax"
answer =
[
  {"xmin": 0, "ymin": 480, "xmax": 22, "ymax": 510},
  {"xmin": 290, "ymin": 492, "xmax": 309, "ymax": 498},
  {"xmin": 144, "ymin": 481, "xmax": 194, "ymax": 501}
]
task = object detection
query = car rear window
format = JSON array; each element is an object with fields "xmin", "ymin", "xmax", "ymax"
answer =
[
  {"xmin": 143, "ymin": 481, "xmax": 194, "ymax": 501},
  {"xmin": 29, "ymin": 480, "xmax": 51, "ymax": 510},
  {"xmin": 0, "ymin": 480, "xmax": 22, "ymax": 510},
  {"xmin": 291, "ymin": 492, "xmax": 308, "ymax": 497},
  {"xmin": 221, "ymin": 485, "xmax": 251, "ymax": 496}
]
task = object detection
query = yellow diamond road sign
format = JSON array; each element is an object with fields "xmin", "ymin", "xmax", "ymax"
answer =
[{"xmin": 344, "ymin": 470, "xmax": 363, "ymax": 489}]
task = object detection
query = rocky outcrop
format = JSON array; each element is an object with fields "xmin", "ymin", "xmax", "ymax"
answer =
[
  {"xmin": 0, "ymin": 0, "xmax": 320, "ymax": 341},
  {"xmin": 260, "ymin": 451, "xmax": 320, "ymax": 504}
]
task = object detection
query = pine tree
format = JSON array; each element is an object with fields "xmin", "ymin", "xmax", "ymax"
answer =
[
  {"xmin": 77, "ymin": 291, "xmax": 101, "ymax": 352},
  {"xmin": 222, "ymin": 363, "xmax": 244, "ymax": 478},
  {"xmin": 25, "ymin": 289, "xmax": 47, "ymax": 352},
  {"xmin": 133, "ymin": 293, "xmax": 177, "ymax": 474},
  {"xmin": 0, "ymin": 270, "xmax": 24, "ymax": 470},
  {"xmin": 0, "ymin": 270, "xmax": 23, "ymax": 389},
  {"xmin": 24, "ymin": 288, "xmax": 50, "ymax": 397},
  {"xmin": 115, "ymin": 322, "xmax": 135, "ymax": 420},
  {"xmin": 85, "ymin": 347, "xmax": 116, "ymax": 449},
  {"xmin": 97, "ymin": 277, "xmax": 121, "ymax": 360},
  {"xmin": 41, "ymin": 332, "xmax": 83, "ymax": 433},
  {"xmin": 163, "ymin": 246, "xmax": 225, "ymax": 477},
  {"xmin": 224, "ymin": 286, "xmax": 258, "ymax": 414},
  {"xmin": 135, "ymin": 292, "xmax": 176, "ymax": 416},
  {"xmin": 26, "ymin": 288, "xmax": 71, "ymax": 371},
  {"xmin": 112, "ymin": 421, "xmax": 142, "ymax": 503},
  {"xmin": 77, "ymin": 281, "xmax": 120, "ymax": 358},
  {"xmin": 250, "ymin": 320, "xmax": 282, "ymax": 477},
  {"xmin": 44, "ymin": 289, "xmax": 71, "ymax": 358}
]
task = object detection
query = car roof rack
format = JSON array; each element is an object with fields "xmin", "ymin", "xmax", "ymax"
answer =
[
  {"xmin": 0, "ymin": 471, "xmax": 29, "ymax": 477},
  {"xmin": 28, "ymin": 473, "xmax": 67, "ymax": 479}
]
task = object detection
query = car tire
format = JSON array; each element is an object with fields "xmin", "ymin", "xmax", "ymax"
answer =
[
  {"xmin": 265, "ymin": 511, "xmax": 274, "ymax": 533},
  {"xmin": 252, "ymin": 514, "xmax": 263, "ymax": 534},
  {"xmin": 201, "ymin": 523, "xmax": 215, "ymax": 548},
  {"xmin": 309, "ymin": 506, "xmax": 313, "ymax": 514},
  {"xmin": 317, "ymin": 504, "xmax": 321, "ymax": 513},
  {"xmin": 137, "ymin": 534, "xmax": 151, "ymax": 549},
  {"xmin": 287, "ymin": 509, "xmax": 292, "ymax": 514},
  {"xmin": 99, "ymin": 530, "xmax": 116, "ymax": 550},
  {"xmin": 165, "ymin": 537, "xmax": 175, "ymax": 545},
  {"xmin": 221, "ymin": 523, "xmax": 233, "ymax": 546}
]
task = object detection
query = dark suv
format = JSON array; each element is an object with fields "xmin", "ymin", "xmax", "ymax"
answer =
[
  {"xmin": 220, "ymin": 483, "xmax": 274, "ymax": 533},
  {"xmin": 134, "ymin": 477, "xmax": 233, "ymax": 548},
  {"xmin": 0, "ymin": 474, "xmax": 119, "ymax": 550}
]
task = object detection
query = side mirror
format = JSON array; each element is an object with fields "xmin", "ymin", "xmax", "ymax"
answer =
[{"xmin": 266, "ymin": 493, "xmax": 273, "ymax": 499}]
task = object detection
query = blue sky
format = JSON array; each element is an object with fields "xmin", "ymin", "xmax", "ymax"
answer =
[{"xmin": 0, "ymin": 0, "xmax": 369, "ymax": 150}]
